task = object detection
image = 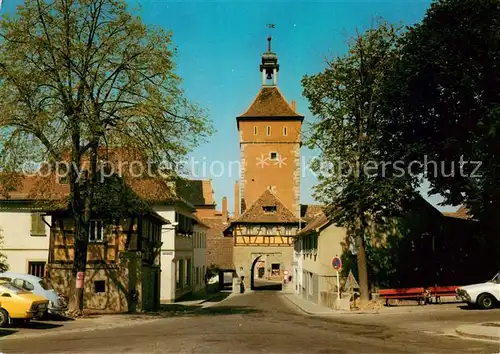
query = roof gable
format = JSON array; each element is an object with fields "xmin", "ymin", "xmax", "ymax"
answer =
[
  {"xmin": 238, "ymin": 87, "xmax": 303, "ymax": 119},
  {"xmin": 232, "ymin": 189, "xmax": 300, "ymax": 223}
]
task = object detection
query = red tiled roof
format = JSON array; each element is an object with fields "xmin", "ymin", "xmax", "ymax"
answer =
[
  {"xmin": 442, "ymin": 205, "xmax": 471, "ymax": 220},
  {"xmin": 238, "ymin": 87, "xmax": 303, "ymax": 118},
  {"xmin": 230, "ymin": 189, "xmax": 301, "ymax": 224},
  {"xmin": 301, "ymin": 204, "xmax": 324, "ymax": 222},
  {"xmin": 176, "ymin": 179, "xmax": 215, "ymax": 207},
  {"xmin": 297, "ymin": 211, "xmax": 330, "ymax": 236}
]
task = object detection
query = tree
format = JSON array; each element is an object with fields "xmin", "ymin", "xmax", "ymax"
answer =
[
  {"xmin": 0, "ymin": 228, "xmax": 8, "ymax": 273},
  {"xmin": 379, "ymin": 0, "xmax": 500, "ymax": 268},
  {"xmin": 302, "ymin": 21, "xmax": 413, "ymax": 301},
  {"xmin": 0, "ymin": 0, "xmax": 212, "ymax": 314}
]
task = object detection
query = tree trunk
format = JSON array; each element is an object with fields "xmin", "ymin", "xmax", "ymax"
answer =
[
  {"xmin": 67, "ymin": 128, "xmax": 93, "ymax": 316},
  {"xmin": 355, "ymin": 223, "xmax": 370, "ymax": 302}
]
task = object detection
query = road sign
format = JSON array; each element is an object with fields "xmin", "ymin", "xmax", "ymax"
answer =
[{"xmin": 332, "ymin": 257, "xmax": 342, "ymax": 271}]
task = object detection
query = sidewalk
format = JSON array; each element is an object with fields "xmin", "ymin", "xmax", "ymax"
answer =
[
  {"xmin": 282, "ymin": 293, "xmax": 363, "ymax": 315},
  {"xmin": 456, "ymin": 322, "xmax": 500, "ymax": 342}
]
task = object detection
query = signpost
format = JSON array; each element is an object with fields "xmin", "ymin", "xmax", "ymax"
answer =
[{"xmin": 332, "ymin": 257, "xmax": 342, "ymax": 308}]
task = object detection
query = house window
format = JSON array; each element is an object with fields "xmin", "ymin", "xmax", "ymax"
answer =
[
  {"xmin": 308, "ymin": 272, "xmax": 314, "ymax": 295},
  {"xmin": 28, "ymin": 261, "xmax": 46, "ymax": 278},
  {"xmin": 176, "ymin": 261, "xmax": 181, "ymax": 289},
  {"xmin": 266, "ymin": 126, "xmax": 271, "ymax": 136},
  {"xmin": 94, "ymin": 280, "xmax": 105, "ymax": 293},
  {"xmin": 269, "ymin": 152, "xmax": 278, "ymax": 160},
  {"xmin": 253, "ymin": 126, "xmax": 258, "ymax": 135},
  {"xmin": 89, "ymin": 220, "xmax": 104, "ymax": 242},
  {"xmin": 263, "ymin": 205, "xmax": 277, "ymax": 213},
  {"xmin": 283, "ymin": 126, "xmax": 288, "ymax": 136},
  {"xmin": 30, "ymin": 213, "xmax": 46, "ymax": 236},
  {"xmin": 186, "ymin": 259, "xmax": 191, "ymax": 286},
  {"xmin": 271, "ymin": 263, "xmax": 280, "ymax": 276}
]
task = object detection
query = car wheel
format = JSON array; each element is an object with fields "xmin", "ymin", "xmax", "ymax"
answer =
[
  {"xmin": 477, "ymin": 293, "xmax": 495, "ymax": 310},
  {"xmin": 0, "ymin": 309, "xmax": 9, "ymax": 327}
]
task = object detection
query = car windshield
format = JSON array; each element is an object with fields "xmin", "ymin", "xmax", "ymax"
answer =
[
  {"xmin": 491, "ymin": 272, "xmax": 500, "ymax": 283},
  {"xmin": 39, "ymin": 280, "xmax": 53, "ymax": 290},
  {"xmin": 0, "ymin": 282, "xmax": 25, "ymax": 294}
]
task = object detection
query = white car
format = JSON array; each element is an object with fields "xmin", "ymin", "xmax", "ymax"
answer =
[
  {"xmin": 456, "ymin": 271, "xmax": 500, "ymax": 309},
  {"xmin": 0, "ymin": 272, "xmax": 67, "ymax": 316}
]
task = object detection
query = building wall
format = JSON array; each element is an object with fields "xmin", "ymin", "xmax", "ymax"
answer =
[
  {"xmin": 233, "ymin": 245, "xmax": 293, "ymax": 282},
  {"xmin": 204, "ymin": 217, "xmax": 233, "ymax": 269},
  {"xmin": 239, "ymin": 120, "xmax": 301, "ymax": 214},
  {"xmin": 296, "ymin": 223, "xmax": 346, "ymax": 307},
  {"xmin": 192, "ymin": 224, "xmax": 207, "ymax": 293},
  {"xmin": 48, "ymin": 215, "xmax": 162, "ymax": 312},
  {"xmin": 155, "ymin": 205, "xmax": 196, "ymax": 302},
  {"xmin": 0, "ymin": 210, "xmax": 51, "ymax": 274}
]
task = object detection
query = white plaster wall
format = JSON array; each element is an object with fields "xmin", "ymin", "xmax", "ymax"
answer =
[
  {"xmin": 192, "ymin": 224, "xmax": 207, "ymax": 292},
  {"xmin": 156, "ymin": 206, "xmax": 177, "ymax": 302},
  {"xmin": 0, "ymin": 211, "xmax": 51, "ymax": 273}
]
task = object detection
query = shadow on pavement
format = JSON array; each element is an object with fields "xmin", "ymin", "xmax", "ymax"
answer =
[
  {"xmin": 0, "ymin": 328, "xmax": 18, "ymax": 337},
  {"xmin": 15, "ymin": 321, "xmax": 63, "ymax": 330},
  {"xmin": 143, "ymin": 304, "xmax": 262, "ymax": 318},
  {"xmin": 253, "ymin": 284, "xmax": 283, "ymax": 291}
]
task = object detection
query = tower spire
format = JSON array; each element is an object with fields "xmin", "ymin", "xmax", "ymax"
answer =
[{"xmin": 260, "ymin": 28, "xmax": 279, "ymax": 86}]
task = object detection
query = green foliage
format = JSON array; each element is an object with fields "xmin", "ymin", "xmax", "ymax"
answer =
[
  {"xmin": 302, "ymin": 21, "xmax": 413, "ymax": 230},
  {"xmin": 0, "ymin": 0, "xmax": 213, "ymax": 174},
  {"xmin": 379, "ymin": 0, "xmax": 500, "ymax": 227},
  {"xmin": 0, "ymin": 228, "xmax": 8, "ymax": 272},
  {"xmin": 302, "ymin": 21, "xmax": 414, "ymax": 298}
]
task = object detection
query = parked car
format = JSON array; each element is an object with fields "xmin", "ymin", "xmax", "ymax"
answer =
[
  {"xmin": 0, "ymin": 272, "xmax": 67, "ymax": 315},
  {"xmin": 0, "ymin": 280, "xmax": 49, "ymax": 327},
  {"xmin": 456, "ymin": 271, "xmax": 500, "ymax": 309}
]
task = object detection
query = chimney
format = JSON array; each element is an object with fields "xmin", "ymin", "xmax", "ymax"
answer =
[
  {"xmin": 234, "ymin": 181, "xmax": 240, "ymax": 218},
  {"xmin": 291, "ymin": 100, "xmax": 296, "ymax": 112},
  {"xmin": 222, "ymin": 197, "xmax": 228, "ymax": 217}
]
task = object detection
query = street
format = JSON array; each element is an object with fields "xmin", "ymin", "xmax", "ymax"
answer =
[{"xmin": 0, "ymin": 291, "xmax": 499, "ymax": 353}]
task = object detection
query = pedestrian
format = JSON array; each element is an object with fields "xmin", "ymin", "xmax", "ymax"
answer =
[{"xmin": 240, "ymin": 276, "xmax": 245, "ymax": 294}]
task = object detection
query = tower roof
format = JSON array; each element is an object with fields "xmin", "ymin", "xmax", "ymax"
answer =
[
  {"xmin": 238, "ymin": 86, "xmax": 304, "ymax": 120},
  {"xmin": 228, "ymin": 189, "xmax": 302, "ymax": 224}
]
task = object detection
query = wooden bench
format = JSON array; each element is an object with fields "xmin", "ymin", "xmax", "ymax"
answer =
[
  {"xmin": 379, "ymin": 287, "xmax": 427, "ymax": 306},
  {"xmin": 427, "ymin": 286, "xmax": 459, "ymax": 304}
]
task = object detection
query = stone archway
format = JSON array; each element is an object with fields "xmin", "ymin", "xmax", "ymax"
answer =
[{"xmin": 250, "ymin": 255, "xmax": 262, "ymax": 290}]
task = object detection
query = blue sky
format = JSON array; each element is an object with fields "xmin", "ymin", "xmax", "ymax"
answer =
[{"xmin": 2, "ymin": 0, "xmax": 457, "ymax": 213}]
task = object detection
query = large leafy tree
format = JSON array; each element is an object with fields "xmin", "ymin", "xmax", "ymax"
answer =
[
  {"xmin": 0, "ymin": 0, "xmax": 212, "ymax": 314},
  {"xmin": 302, "ymin": 22, "xmax": 413, "ymax": 301},
  {"xmin": 379, "ymin": 0, "xmax": 500, "ymax": 268}
]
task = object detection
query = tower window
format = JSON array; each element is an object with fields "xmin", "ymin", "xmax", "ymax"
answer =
[
  {"xmin": 266, "ymin": 126, "xmax": 271, "ymax": 136},
  {"xmin": 270, "ymin": 152, "xmax": 278, "ymax": 160},
  {"xmin": 283, "ymin": 126, "xmax": 288, "ymax": 136},
  {"xmin": 253, "ymin": 126, "xmax": 258, "ymax": 135},
  {"xmin": 263, "ymin": 205, "xmax": 277, "ymax": 213}
]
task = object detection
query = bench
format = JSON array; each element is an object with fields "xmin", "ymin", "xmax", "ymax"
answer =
[
  {"xmin": 427, "ymin": 286, "xmax": 459, "ymax": 304},
  {"xmin": 379, "ymin": 287, "xmax": 427, "ymax": 306}
]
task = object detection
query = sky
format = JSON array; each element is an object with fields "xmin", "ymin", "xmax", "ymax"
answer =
[{"xmin": 2, "ymin": 0, "xmax": 458, "ymax": 213}]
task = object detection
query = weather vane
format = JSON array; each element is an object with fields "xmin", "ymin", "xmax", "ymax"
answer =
[{"xmin": 266, "ymin": 24, "xmax": 275, "ymax": 52}]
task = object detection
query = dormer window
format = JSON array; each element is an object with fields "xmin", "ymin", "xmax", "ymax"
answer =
[{"xmin": 263, "ymin": 205, "xmax": 277, "ymax": 213}]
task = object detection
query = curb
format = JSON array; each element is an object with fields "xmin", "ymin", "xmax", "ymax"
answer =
[
  {"xmin": 455, "ymin": 327, "xmax": 500, "ymax": 342},
  {"xmin": 282, "ymin": 293, "xmax": 380, "ymax": 316},
  {"xmin": 201, "ymin": 292, "xmax": 235, "ymax": 308}
]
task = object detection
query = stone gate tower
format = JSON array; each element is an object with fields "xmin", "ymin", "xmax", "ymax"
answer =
[{"xmin": 236, "ymin": 36, "xmax": 304, "ymax": 216}]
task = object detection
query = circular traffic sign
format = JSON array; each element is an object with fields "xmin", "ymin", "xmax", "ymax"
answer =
[{"xmin": 332, "ymin": 257, "xmax": 342, "ymax": 271}]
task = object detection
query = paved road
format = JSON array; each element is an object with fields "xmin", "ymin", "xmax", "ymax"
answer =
[{"xmin": 0, "ymin": 291, "xmax": 498, "ymax": 353}]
